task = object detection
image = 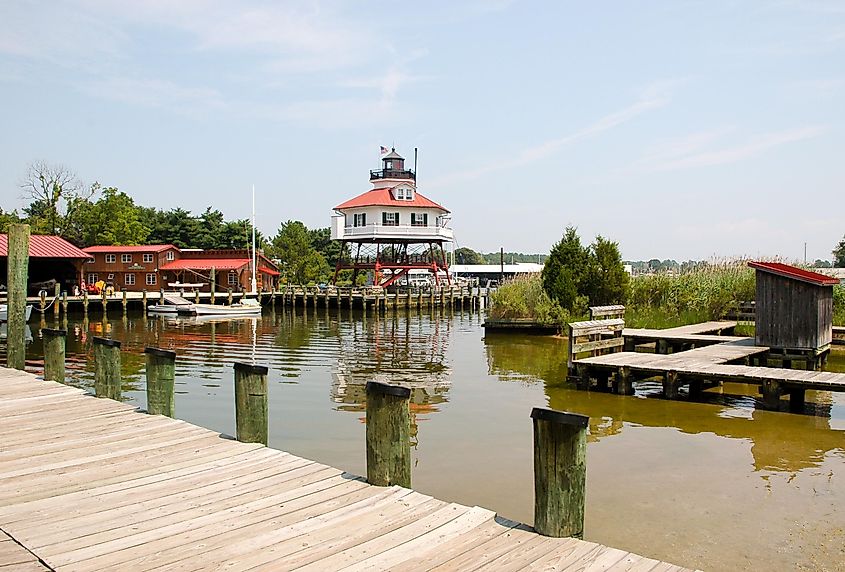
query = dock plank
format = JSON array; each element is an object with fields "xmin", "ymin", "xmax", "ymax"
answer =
[{"xmin": 0, "ymin": 367, "xmax": 696, "ymax": 572}]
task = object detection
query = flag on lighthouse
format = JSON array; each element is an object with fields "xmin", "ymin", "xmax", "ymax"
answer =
[{"xmin": 380, "ymin": 146, "xmax": 389, "ymax": 155}]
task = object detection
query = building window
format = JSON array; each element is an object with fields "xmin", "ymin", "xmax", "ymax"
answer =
[
  {"xmin": 166, "ymin": 251, "xmax": 175, "ymax": 261},
  {"xmin": 385, "ymin": 160, "xmax": 393, "ymax": 169},
  {"xmin": 105, "ymin": 254, "xmax": 116, "ymax": 264},
  {"xmin": 143, "ymin": 253, "xmax": 154, "ymax": 263},
  {"xmin": 125, "ymin": 274, "xmax": 135, "ymax": 286},
  {"xmin": 353, "ymin": 213, "xmax": 366, "ymax": 227},
  {"xmin": 121, "ymin": 254, "xmax": 132, "ymax": 263},
  {"xmin": 382, "ymin": 212, "xmax": 399, "ymax": 226},
  {"xmin": 87, "ymin": 273, "xmax": 98, "ymax": 284},
  {"xmin": 396, "ymin": 188, "xmax": 404, "ymax": 200},
  {"xmin": 228, "ymin": 272, "xmax": 237, "ymax": 285},
  {"xmin": 107, "ymin": 273, "xmax": 114, "ymax": 280},
  {"xmin": 396, "ymin": 187, "xmax": 413, "ymax": 201},
  {"xmin": 411, "ymin": 213, "xmax": 428, "ymax": 227},
  {"xmin": 146, "ymin": 273, "xmax": 157, "ymax": 285}
]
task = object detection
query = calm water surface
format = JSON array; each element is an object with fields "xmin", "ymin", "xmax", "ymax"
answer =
[{"xmin": 6, "ymin": 308, "xmax": 845, "ymax": 572}]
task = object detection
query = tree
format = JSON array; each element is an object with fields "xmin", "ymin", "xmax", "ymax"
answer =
[
  {"xmin": 20, "ymin": 161, "xmax": 91, "ymax": 236},
  {"xmin": 454, "ymin": 247, "xmax": 484, "ymax": 265},
  {"xmin": 0, "ymin": 208, "xmax": 22, "ymax": 234},
  {"xmin": 813, "ymin": 259, "xmax": 832, "ymax": 269},
  {"xmin": 834, "ymin": 235, "xmax": 845, "ymax": 268},
  {"xmin": 77, "ymin": 187, "xmax": 150, "ymax": 245},
  {"xmin": 586, "ymin": 236, "xmax": 629, "ymax": 305},
  {"xmin": 271, "ymin": 221, "xmax": 329, "ymax": 284},
  {"xmin": 542, "ymin": 226, "xmax": 590, "ymax": 311}
]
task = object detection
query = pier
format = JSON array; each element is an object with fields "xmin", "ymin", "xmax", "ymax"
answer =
[
  {"xmin": 16, "ymin": 285, "xmax": 488, "ymax": 318},
  {"xmin": 0, "ymin": 366, "xmax": 693, "ymax": 571}
]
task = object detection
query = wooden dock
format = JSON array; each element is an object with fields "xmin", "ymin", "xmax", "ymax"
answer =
[
  {"xmin": 622, "ymin": 321, "xmax": 739, "ymax": 353},
  {"xmin": 0, "ymin": 367, "xmax": 694, "ymax": 572},
  {"xmin": 834, "ymin": 325, "xmax": 845, "ymax": 345}
]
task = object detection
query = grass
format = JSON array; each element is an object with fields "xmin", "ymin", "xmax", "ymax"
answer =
[{"xmin": 487, "ymin": 275, "xmax": 572, "ymax": 325}]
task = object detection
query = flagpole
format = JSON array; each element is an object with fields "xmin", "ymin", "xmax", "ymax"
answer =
[{"xmin": 251, "ymin": 184, "xmax": 257, "ymax": 294}]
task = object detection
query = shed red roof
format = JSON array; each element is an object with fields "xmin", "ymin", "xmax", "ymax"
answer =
[
  {"xmin": 0, "ymin": 234, "xmax": 92, "ymax": 259},
  {"xmin": 83, "ymin": 244, "xmax": 177, "ymax": 253},
  {"xmin": 335, "ymin": 187, "xmax": 448, "ymax": 212},
  {"xmin": 747, "ymin": 261, "xmax": 839, "ymax": 286},
  {"xmin": 161, "ymin": 258, "xmax": 250, "ymax": 271}
]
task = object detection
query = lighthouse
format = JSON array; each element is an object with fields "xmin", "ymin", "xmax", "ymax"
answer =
[{"xmin": 330, "ymin": 148, "xmax": 453, "ymax": 287}]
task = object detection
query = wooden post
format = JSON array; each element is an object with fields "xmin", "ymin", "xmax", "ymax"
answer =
[
  {"xmin": 101, "ymin": 289, "xmax": 107, "ymax": 313},
  {"xmin": 142, "ymin": 290, "xmax": 147, "ymax": 314},
  {"xmin": 662, "ymin": 370, "xmax": 680, "ymax": 399},
  {"xmin": 615, "ymin": 366, "xmax": 634, "ymax": 395},
  {"xmin": 40, "ymin": 289, "xmax": 47, "ymax": 313},
  {"xmin": 233, "ymin": 362, "xmax": 268, "ymax": 445},
  {"xmin": 194, "ymin": 289, "xmax": 200, "ymax": 304},
  {"xmin": 93, "ymin": 337, "xmax": 122, "ymax": 400},
  {"xmin": 210, "ymin": 267, "xmax": 216, "ymax": 304},
  {"xmin": 61, "ymin": 291, "xmax": 68, "ymax": 316},
  {"xmin": 83, "ymin": 288, "xmax": 89, "ymax": 315},
  {"xmin": 145, "ymin": 347, "xmax": 176, "ymax": 417},
  {"xmin": 42, "ymin": 328, "xmax": 66, "ymax": 383},
  {"xmin": 761, "ymin": 380, "xmax": 782, "ymax": 410},
  {"xmin": 788, "ymin": 388, "xmax": 805, "ymax": 412},
  {"xmin": 228, "ymin": 288, "xmax": 233, "ymax": 306},
  {"xmin": 6, "ymin": 224, "xmax": 29, "ymax": 370},
  {"xmin": 531, "ymin": 407, "xmax": 588, "ymax": 538},
  {"xmin": 53, "ymin": 282, "xmax": 61, "ymax": 318},
  {"xmin": 122, "ymin": 289, "xmax": 128, "ymax": 314},
  {"xmin": 366, "ymin": 381, "xmax": 411, "ymax": 488}
]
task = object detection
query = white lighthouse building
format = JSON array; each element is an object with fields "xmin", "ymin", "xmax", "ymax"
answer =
[{"xmin": 331, "ymin": 148, "xmax": 454, "ymax": 287}]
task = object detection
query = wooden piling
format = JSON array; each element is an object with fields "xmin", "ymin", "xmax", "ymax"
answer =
[
  {"xmin": 233, "ymin": 362, "xmax": 268, "ymax": 445},
  {"xmin": 210, "ymin": 267, "xmax": 216, "ymax": 304},
  {"xmin": 61, "ymin": 291, "xmax": 68, "ymax": 316},
  {"xmin": 365, "ymin": 381, "xmax": 411, "ymax": 488},
  {"xmin": 122, "ymin": 289, "xmax": 128, "ymax": 314},
  {"xmin": 53, "ymin": 282, "xmax": 61, "ymax": 318},
  {"xmin": 761, "ymin": 380, "xmax": 782, "ymax": 410},
  {"xmin": 615, "ymin": 365, "xmax": 634, "ymax": 395},
  {"xmin": 145, "ymin": 347, "xmax": 176, "ymax": 417},
  {"xmin": 6, "ymin": 224, "xmax": 30, "ymax": 370},
  {"xmin": 228, "ymin": 288, "xmax": 233, "ymax": 305},
  {"xmin": 663, "ymin": 370, "xmax": 680, "ymax": 399},
  {"xmin": 93, "ymin": 337, "xmax": 122, "ymax": 400},
  {"xmin": 194, "ymin": 290, "xmax": 200, "ymax": 304},
  {"xmin": 142, "ymin": 290, "xmax": 147, "ymax": 313},
  {"xmin": 82, "ymin": 288, "xmax": 89, "ymax": 315},
  {"xmin": 531, "ymin": 407, "xmax": 588, "ymax": 538},
  {"xmin": 42, "ymin": 328, "xmax": 66, "ymax": 383},
  {"xmin": 40, "ymin": 289, "xmax": 47, "ymax": 313}
]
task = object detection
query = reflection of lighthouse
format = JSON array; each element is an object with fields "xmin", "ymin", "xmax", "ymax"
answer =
[
  {"xmin": 330, "ymin": 315, "xmax": 452, "ymax": 442},
  {"xmin": 330, "ymin": 148, "xmax": 453, "ymax": 287}
]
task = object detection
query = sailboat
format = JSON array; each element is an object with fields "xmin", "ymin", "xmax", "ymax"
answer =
[{"xmin": 173, "ymin": 185, "xmax": 262, "ymax": 317}]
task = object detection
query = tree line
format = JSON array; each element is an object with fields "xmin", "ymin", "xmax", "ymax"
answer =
[{"xmin": 0, "ymin": 162, "xmax": 341, "ymax": 284}]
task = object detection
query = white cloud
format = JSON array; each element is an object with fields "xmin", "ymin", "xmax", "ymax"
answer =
[{"xmin": 637, "ymin": 126, "xmax": 826, "ymax": 172}]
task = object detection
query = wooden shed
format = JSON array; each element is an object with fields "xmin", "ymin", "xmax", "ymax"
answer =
[{"xmin": 748, "ymin": 261, "xmax": 837, "ymax": 358}]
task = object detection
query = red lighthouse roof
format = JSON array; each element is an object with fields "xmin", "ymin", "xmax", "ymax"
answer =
[
  {"xmin": 747, "ymin": 261, "xmax": 840, "ymax": 286},
  {"xmin": 334, "ymin": 186, "xmax": 449, "ymax": 212}
]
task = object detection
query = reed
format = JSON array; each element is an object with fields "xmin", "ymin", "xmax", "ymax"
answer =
[{"xmin": 488, "ymin": 275, "xmax": 572, "ymax": 325}]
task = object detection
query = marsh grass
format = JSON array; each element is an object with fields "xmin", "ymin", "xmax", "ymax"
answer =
[{"xmin": 488, "ymin": 275, "xmax": 575, "ymax": 325}]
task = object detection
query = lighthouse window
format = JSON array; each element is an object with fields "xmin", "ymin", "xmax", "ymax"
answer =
[
  {"xmin": 353, "ymin": 213, "xmax": 366, "ymax": 227},
  {"xmin": 411, "ymin": 213, "xmax": 428, "ymax": 227},
  {"xmin": 382, "ymin": 212, "xmax": 399, "ymax": 226}
]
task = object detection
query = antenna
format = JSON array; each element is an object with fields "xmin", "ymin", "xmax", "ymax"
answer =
[
  {"xmin": 251, "ymin": 184, "xmax": 257, "ymax": 294},
  {"xmin": 414, "ymin": 147, "xmax": 418, "ymax": 181}
]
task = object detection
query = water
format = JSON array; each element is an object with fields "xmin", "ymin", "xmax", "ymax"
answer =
[{"xmin": 5, "ymin": 308, "xmax": 845, "ymax": 571}]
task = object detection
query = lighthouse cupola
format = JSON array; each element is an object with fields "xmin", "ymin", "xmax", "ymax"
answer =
[{"xmin": 370, "ymin": 148, "xmax": 415, "ymax": 183}]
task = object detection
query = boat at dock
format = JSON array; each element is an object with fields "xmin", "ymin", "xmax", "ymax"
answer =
[
  {"xmin": 184, "ymin": 298, "xmax": 262, "ymax": 316},
  {"xmin": 0, "ymin": 304, "xmax": 33, "ymax": 322},
  {"xmin": 147, "ymin": 293, "xmax": 195, "ymax": 315}
]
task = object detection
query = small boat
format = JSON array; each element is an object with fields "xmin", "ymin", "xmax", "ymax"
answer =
[
  {"xmin": 0, "ymin": 304, "xmax": 33, "ymax": 322},
  {"xmin": 147, "ymin": 293, "xmax": 195, "ymax": 315},
  {"xmin": 179, "ymin": 298, "xmax": 262, "ymax": 317}
]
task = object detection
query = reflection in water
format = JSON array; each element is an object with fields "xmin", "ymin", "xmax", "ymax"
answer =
[{"xmin": 2, "ymin": 309, "xmax": 843, "ymax": 572}]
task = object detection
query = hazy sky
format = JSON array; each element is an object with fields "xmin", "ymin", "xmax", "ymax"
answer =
[{"xmin": 1, "ymin": 1, "xmax": 843, "ymax": 261}]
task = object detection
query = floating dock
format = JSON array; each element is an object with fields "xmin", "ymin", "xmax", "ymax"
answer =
[{"xmin": 0, "ymin": 367, "xmax": 694, "ymax": 571}]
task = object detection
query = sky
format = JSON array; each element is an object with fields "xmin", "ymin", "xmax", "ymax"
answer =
[{"xmin": 0, "ymin": 0, "xmax": 843, "ymax": 262}]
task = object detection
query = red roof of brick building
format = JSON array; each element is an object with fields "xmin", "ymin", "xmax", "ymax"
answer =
[
  {"xmin": 747, "ymin": 261, "xmax": 840, "ymax": 286},
  {"xmin": 83, "ymin": 244, "xmax": 176, "ymax": 253},
  {"xmin": 0, "ymin": 234, "xmax": 92, "ymax": 259}
]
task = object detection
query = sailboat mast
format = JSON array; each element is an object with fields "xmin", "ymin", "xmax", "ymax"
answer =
[{"xmin": 251, "ymin": 184, "xmax": 257, "ymax": 294}]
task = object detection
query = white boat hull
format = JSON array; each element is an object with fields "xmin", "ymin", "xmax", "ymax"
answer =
[
  {"xmin": 187, "ymin": 303, "xmax": 262, "ymax": 316},
  {"xmin": 0, "ymin": 304, "xmax": 33, "ymax": 322}
]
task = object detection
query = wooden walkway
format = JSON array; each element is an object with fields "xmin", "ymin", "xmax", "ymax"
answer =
[
  {"xmin": 622, "ymin": 321, "xmax": 739, "ymax": 353},
  {"xmin": 0, "ymin": 367, "xmax": 694, "ymax": 572}
]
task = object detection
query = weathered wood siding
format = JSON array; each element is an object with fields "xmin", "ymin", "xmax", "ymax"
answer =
[{"xmin": 755, "ymin": 270, "xmax": 833, "ymax": 351}]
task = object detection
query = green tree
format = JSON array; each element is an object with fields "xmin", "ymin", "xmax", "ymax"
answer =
[
  {"xmin": 271, "ymin": 220, "xmax": 329, "ymax": 283},
  {"xmin": 834, "ymin": 235, "xmax": 845, "ymax": 268},
  {"xmin": 455, "ymin": 247, "xmax": 484, "ymax": 264},
  {"xmin": 78, "ymin": 187, "xmax": 150, "ymax": 245},
  {"xmin": 20, "ymin": 161, "xmax": 92, "ymax": 237},
  {"xmin": 0, "ymin": 208, "xmax": 22, "ymax": 233},
  {"xmin": 586, "ymin": 236, "xmax": 629, "ymax": 305},
  {"xmin": 542, "ymin": 226, "xmax": 590, "ymax": 311}
]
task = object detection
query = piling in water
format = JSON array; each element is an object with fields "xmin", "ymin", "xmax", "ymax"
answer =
[
  {"xmin": 93, "ymin": 337, "xmax": 122, "ymax": 400},
  {"xmin": 531, "ymin": 407, "xmax": 588, "ymax": 538},
  {"xmin": 365, "ymin": 381, "xmax": 411, "ymax": 488},
  {"xmin": 145, "ymin": 347, "xmax": 176, "ymax": 417},
  {"xmin": 233, "ymin": 362, "xmax": 268, "ymax": 445},
  {"xmin": 42, "ymin": 328, "xmax": 66, "ymax": 383},
  {"xmin": 6, "ymin": 224, "xmax": 30, "ymax": 370}
]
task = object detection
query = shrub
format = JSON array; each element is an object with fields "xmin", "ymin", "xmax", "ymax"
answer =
[{"xmin": 489, "ymin": 275, "xmax": 571, "ymax": 325}]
